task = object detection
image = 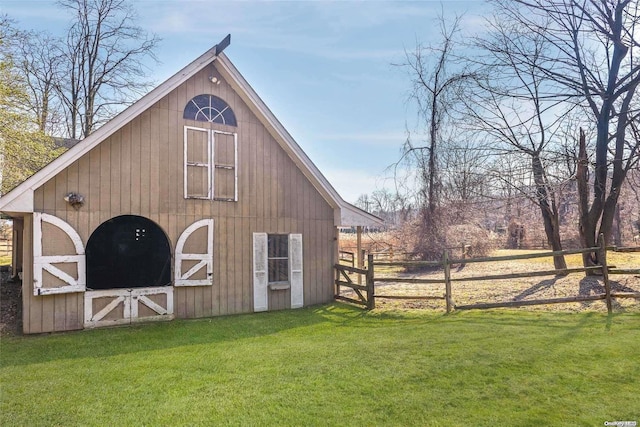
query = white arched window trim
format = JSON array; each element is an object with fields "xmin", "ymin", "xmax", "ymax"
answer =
[{"xmin": 174, "ymin": 219, "xmax": 214, "ymax": 286}]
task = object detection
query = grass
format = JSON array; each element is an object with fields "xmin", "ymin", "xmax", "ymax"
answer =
[{"xmin": 1, "ymin": 304, "xmax": 639, "ymax": 426}]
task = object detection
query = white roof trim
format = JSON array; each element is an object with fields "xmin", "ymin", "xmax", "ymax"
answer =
[
  {"xmin": 339, "ymin": 203, "xmax": 384, "ymax": 227},
  {"xmin": 0, "ymin": 46, "xmax": 383, "ymax": 228}
]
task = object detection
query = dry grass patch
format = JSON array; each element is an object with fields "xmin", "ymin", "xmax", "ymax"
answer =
[{"xmin": 341, "ymin": 250, "xmax": 640, "ymax": 313}]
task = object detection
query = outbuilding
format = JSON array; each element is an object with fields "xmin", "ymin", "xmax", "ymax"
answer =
[{"xmin": 0, "ymin": 36, "xmax": 382, "ymax": 334}]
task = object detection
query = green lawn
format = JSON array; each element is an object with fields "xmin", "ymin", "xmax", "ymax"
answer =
[{"xmin": 1, "ymin": 304, "xmax": 639, "ymax": 426}]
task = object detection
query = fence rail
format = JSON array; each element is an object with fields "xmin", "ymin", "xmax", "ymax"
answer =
[
  {"xmin": 0, "ymin": 239, "xmax": 12, "ymax": 257},
  {"xmin": 335, "ymin": 235, "xmax": 640, "ymax": 314}
]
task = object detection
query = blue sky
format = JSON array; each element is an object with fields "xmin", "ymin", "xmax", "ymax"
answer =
[{"xmin": 3, "ymin": 0, "xmax": 486, "ymax": 203}]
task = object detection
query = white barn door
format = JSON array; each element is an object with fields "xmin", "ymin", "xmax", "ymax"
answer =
[{"xmin": 84, "ymin": 287, "xmax": 174, "ymax": 328}]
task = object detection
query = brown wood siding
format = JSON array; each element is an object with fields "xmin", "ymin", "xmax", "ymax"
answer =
[{"xmin": 26, "ymin": 63, "xmax": 336, "ymax": 333}]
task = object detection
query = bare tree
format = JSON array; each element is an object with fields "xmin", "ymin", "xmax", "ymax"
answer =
[
  {"xmin": 0, "ymin": 17, "xmax": 64, "ymax": 194},
  {"xmin": 440, "ymin": 140, "xmax": 490, "ymax": 223},
  {"xmin": 490, "ymin": 0, "xmax": 640, "ymax": 269},
  {"xmin": 464, "ymin": 14, "xmax": 573, "ymax": 269},
  {"xmin": 15, "ymin": 31, "xmax": 65, "ymax": 135},
  {"xmin": 55, "ymin": 0, "xmax": 159, "ymax": 138},
  {"xmin": 397, "ymin": 15, "xmax": 474, "ymax": 259}
]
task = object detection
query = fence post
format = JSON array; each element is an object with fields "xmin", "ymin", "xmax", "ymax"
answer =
[
  {"xmin": 334, "ymin": 265, "xmax": 340, "ymax": 298},
  {"xmin": 366, "ymin": 254, "xmax": 375, "ymax": 310},
  {"xmin": 443, "ymin": 250, "xmax": 452, "ymax": 313},
  {"xmin": 359, "ymin": 249, "xmax": 366, "ymax": 285},
  {"xmin": 597, "ymin": 233, "xmax": 613, "ymax": 314}
]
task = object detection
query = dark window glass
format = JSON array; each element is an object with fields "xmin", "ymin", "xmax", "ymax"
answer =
[
  {"xmin": 183, "ymin": 94, "xmax": 237, "ymax": 126},
  {"xmin": 86, "ymin": 215, "xmax": 171, "ymax": 290},
  {"xmin": 267, "ymin": 234, "xmax": 288, "ymax": 282}
]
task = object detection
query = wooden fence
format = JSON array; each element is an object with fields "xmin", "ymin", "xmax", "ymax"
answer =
[
  {"xmin": 0, "ymin": 239, "xmax": 11, "ymax": 257},
  {"xmin": 334, "ymin": 235, "xmax": 640, "ymax": 314},
  {"xmin": 338, "ymin": 250, "xmax": 355, "ymax": 269}
]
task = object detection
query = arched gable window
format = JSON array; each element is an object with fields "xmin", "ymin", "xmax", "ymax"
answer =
[{"xmin": 183, "ymin": 94, "xmax": 237, "ymax": 126}]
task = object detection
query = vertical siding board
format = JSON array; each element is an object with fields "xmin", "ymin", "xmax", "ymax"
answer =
[
  {"xmin": 321, "ymin": 220, "xmax": 329, "ymax": 302},
  {"xmin": 155, "ymin": 108, "xmax": 168, "ymax": 213},
  {"xmin": 248, "ymin": 122, "xmax": 257, "ymax": 218},
  {"xmin": 241, "ymin": 216, "xmax": 251, "ymax": 312},
  {"xmin": 22, "ymin": 215, "xmax": 33, "ymax": 333},
  {"xmin": 227, "ymin": 215, "xmax": 236, "ymax": 314},
  {"xmin": 77, "ymin": 154, "xmax": 91, "ymax": 242},
  {"xmin": 278, "ymin": 147, "xmax": 286, "ymax": 218},
  {"xmin": 65, "ymin": 161, "xmax": 79, "ymax": 229},
  {"xmin": 55, "ymin": 170, "xmax": 69, "ymax": 218},
  {"xmin": 211, "ymin": 216, "xmax": 221, "ymax": 316},
  {"xmin": 130, "ymin": 114, "xmax": 142, "ymax": 214},
  {"xmin": 239, "ymin": 122, "xmax": 249, "ymax": 218},
  {"xmin": 108, "ymin": 133, "xmax": 119, "ymax": 216},
  {"xmin": 42, "ymin": 180, "xmax": 56, "ymax": 216},
  {"xmin": 167, "ymin": 83, "xmax": 180, "ymax": 111},
  {"xmin": 120, "ymin": 125, "xmax": 132, "ymax": 213},
  {"xmin": 168, "ymin": 109, "xmax": 181, "ymax": 214},
  {"xmin": 284, "ymin": 153, "xmax": 292, "ymax": 218},
  {"xmin": 34, "ymin": 188, "xmax": 44, "ymax": 211},
  {"xmin": 140, "ymin": 110, "xmax": 151, "ymax": 217},
  {"xmin": 53, "ymin": 295, "xmax": 67, "ymax": 331},
  {"xmin": 218, "ymin": 216, "xmax": 228, "ymax": 315},
  {"xmin": 234, "ymin": 217, "xmax": 243, "ymax": 313},
  {"xmin": 149, "ymin": 106, "xmax": 160, "ymax": 214},
  {"xmin": 88, "ymin": 146, "xmax": 101, "ymax": 231},
  {"xmin": 261, "ymin": 126, "xmax": 268, "ymax": 220}
]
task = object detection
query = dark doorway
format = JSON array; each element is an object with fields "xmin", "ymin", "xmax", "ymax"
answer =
[{"xmin": 86, "ymin": 215, "xmax": 171, "ymax": 290}]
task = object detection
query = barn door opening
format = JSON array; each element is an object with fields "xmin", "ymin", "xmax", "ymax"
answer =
[
  {"xmin": 86, "ymin": 215, "xmax": 171, "ymax": 290},
  {"xmin": 84, "ymin": 215, "xmax": 173, "ymax": 328}
]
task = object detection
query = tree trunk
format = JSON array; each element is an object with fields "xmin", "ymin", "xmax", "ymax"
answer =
[
  {"xmin": 576, "ymin": 129, "xmax": 598, "ymax": 274},
  {"xmin": 531, "ymin": 154, "xmax": 566, "ymax": 270},
  {"xmin": 612, "ymin": 203, "xmax": 623, "ymax": 247}
]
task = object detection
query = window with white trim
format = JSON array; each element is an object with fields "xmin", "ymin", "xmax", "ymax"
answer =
[
  {"xmin": 267, "ymin": 234, "xmax": 289, "ymax": 284},
  {"xmin": 184, "ymin": 94, "xmax": 237, "ymax": 126},
  {"xmin": 253, "ymin": 233, "xmax": 303, "ymax": 312},
  {"xmin": 184, "ymin": 126, "xmax": 237, "ymax": 201}
]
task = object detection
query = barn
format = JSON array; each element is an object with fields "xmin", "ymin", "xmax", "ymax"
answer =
[{"xmin": 0, "ymin": 36, "xmax": 382, "ymax": 334}]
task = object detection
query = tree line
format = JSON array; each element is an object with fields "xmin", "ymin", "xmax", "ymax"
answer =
[
  {"xmin": 0, "ymin": 0, "xmax": 158, "ymax": 194},
  {"xmin": 357, "ymin": 0, "xmax": 640, "ymax": 272}
]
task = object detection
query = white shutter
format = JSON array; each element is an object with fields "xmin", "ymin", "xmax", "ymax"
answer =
[
  {"xmin": 174, "ymin": 219, "xmax": 214, "ymax": 286},
  {"xmin": 289, "ymin": 234, "xmax": 303, "ymax": 309},
  {"xmin": 253, "ymin": 232, "xmax": 268, "ymax": 312},
  {"xmin": 33, "ymin": 212, "xmax": 86, "ymax": 295}
]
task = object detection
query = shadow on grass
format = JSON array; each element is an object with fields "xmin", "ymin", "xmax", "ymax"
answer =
[
  {"xmin": 3, "ymin": 302, "xmax": 634, "ymax": 369},
  {"xmin": 1, "ymin": 303, "xmax": 368, "ymax": 368},
  {"xmin": 512, "ymin": 276, "xmax": 561, "ymax": 301}
]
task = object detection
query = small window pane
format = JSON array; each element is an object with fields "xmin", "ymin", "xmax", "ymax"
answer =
[
  {"xmin": 268, "ymin": 235, "xmax": 288, "ymax": 258},
  {"xmin": 268, "ymin": 259, "xmax": 288, "ymax": 283}
]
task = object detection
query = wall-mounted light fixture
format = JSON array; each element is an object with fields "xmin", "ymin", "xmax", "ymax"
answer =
[
  {"xmin": 209, "ymin": 75, "xmax": 220, "ymax": 85},
  {"xmin": 64, "ymin": 192, "xmax": 85, "ymax": 210}
]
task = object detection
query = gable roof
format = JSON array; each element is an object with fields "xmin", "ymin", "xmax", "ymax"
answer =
[{"xmin": 0, "ymin": 40, "xmax": 382, "ymax": 227}]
